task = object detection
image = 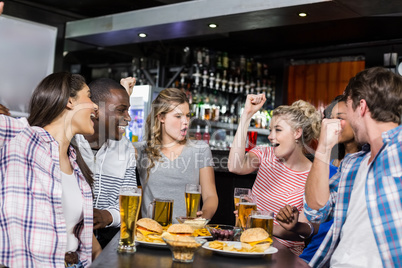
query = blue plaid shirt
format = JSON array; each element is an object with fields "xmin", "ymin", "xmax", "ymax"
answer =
[{"xmin": 304, "ymin": 125, "xmax": 402, "ymax": 268}]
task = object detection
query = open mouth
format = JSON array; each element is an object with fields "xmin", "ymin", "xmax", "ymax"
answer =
[
  {"xmin": 270, "ymin": 143, "xmax": 279, "ymax": 147},
  {"xmin": 118, "ymin": 125, "xmax": 127, "ymax": 132},
  {"xmin": 180, "ymin": 127, "xmax": 188, "ymax": 136}
]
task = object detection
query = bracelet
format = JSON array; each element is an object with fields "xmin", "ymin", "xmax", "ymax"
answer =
[{"xmin": 299, "ymin": 221, "xmax": 314, "ymax": 240}]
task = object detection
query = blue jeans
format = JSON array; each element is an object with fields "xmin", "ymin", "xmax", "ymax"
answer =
[{"xmin": 65, "ymin": 261, "xmax": 84, "ymax": 268}]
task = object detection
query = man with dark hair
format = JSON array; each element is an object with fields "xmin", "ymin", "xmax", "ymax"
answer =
[
  {"xmin": 74, "ymin": 77, "xmax": 137, "ymax": 248},
  {"xmin": 304, "ymin": 67, "xmax": 402, "ymax": 267}
]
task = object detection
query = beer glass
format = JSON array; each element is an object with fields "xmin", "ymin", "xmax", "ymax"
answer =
[
  {"xmin": 247, "ymin": 210, "xmax": 274, "ymax": 239},
  {"xmin": 233, "ymin": 188, "xmax": 252, "ymax": 211},
  {"xmin": 148, "ymin": 198, "xmax": 174, "ymax": 227},
  {"xmin": 238, "ymin": 194, "xmax": 257, "ymax": 230},
  {"xmin": 234, "ymin": 188, "xmax": 252, "ymax": 227},
  {"xmin": 117, "ymin": 187, "xmax": 142, "ymax": 253},
  {"xmin": 185, "ymin": 184, "xmax": 201, "ymax": 218}
]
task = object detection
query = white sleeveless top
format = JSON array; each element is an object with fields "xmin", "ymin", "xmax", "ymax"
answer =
[{"xmin": 61, "ymin": 171, "xmax": 83, "ymax": 252}]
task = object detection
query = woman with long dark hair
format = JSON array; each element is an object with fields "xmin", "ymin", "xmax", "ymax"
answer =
[{"xmin": 0, "ymin": 72, "xmax": 100, "ymax": 267}]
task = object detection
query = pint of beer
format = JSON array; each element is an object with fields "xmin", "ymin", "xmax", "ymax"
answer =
[
  {"xmin": 238, "ymin": 202, "xmax": 257, "ymax": 229},
  {"xmin": 149, "ymin": 198, "xmax": 174, "ymax": 227},
  {"xmin": 248, "ymin": 211, "xmax": 274, "ymax": 239},
  {"xmin": 185, "ymin": 184, "xmax": 201, "ymax": 218},
  {"xmin": 233, "ymin": 188, "xmax": 252, "ymax": 211},
  {"xmin": 238, "ymin": 194, "xmax": 257, "ymax": 230},
  {"xmin": 118, "ymin": 187, "xmax": 142, "ymax": 253}
]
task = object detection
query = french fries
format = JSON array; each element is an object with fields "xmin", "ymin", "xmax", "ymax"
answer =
[
  {"xmin": 141, "ymin": 234, "xmax": 165, "ymax": 243},
  {"xmin": 208, "ymin": 241, "xmax": 268, "ymax": 253},
  {"xmin": 192, "ymin": 228, "xmax": 211, "ymax": 237}
]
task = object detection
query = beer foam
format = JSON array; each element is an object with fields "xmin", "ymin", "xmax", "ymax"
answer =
[
  {"xmin": 238, "ymin": 202, "xmax": 256, "ymax": 206},
  {"xmin": 251, "ymin": 215, "xmax": 274, "ymax": 219},
  {"xmin": 186, "ymin": 191, "xmax": 201, "ymax": 194},
  {"xmin": 120, "ymin": 192, "xmax": 142, "ymax": 196}
]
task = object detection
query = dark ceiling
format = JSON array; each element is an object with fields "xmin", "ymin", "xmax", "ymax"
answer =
[{"xmin": 6, "ymin": 0, "xmax": 402, "ymax": 65}]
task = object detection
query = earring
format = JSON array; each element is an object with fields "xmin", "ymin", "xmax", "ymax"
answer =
[{"xmin": 295, "ymin": 139, "xmax": 299, "ymax": 143}]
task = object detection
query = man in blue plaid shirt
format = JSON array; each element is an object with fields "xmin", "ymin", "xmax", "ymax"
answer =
[{"xmin": 304, "ymin": 67, "xmax": 402, "ymax": 268}]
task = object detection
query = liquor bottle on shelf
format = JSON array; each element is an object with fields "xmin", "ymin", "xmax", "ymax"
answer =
[
  {"xmin": 203, "ymin": 47, "xmax": 210, "ymax": 68},
  {"xmin": 228, "ymin": 76, "xmax": 234, "ymax": 93},
  {"xmin": 202, "ymin": 69, "xmax": 209, "ymax": 88},
  {"xmin": 195, "ymin": 125, "xmax": 202, "ymax": 140},
  {"xmin": 215, "ymin": 72, "xmax": 221, "ymax": 91},
  {"xmin": 250, "ymin": 80, "xmax": 256, "ymax": 94},
  {"xmin": 192, "ymin": 65, "xmax": 201, "ymax": 89},
  {"xmin": 203, "ymin": 126, "xmax": 210, "ymax": 145},
  {"xmin": 245, "ymin": 81, "xmax": 251, "ymax": 95},
  {"xmin": 239, "ymin": 77, "xmax": 245, "ymax": 94},
  {"xmin": 221, "ymin": 70, "xmax": 228, "ymax": 92},
  {"xmin": 209, "ymin": 71, "xmax": 215, "ymax": 89},
  {"xmin": 240, "ymin": 55, "xmax": 246, "ymax": 75},
  {"xmin": 261, "ymin": 79, "xmax": 268, "ymax": 94},
  {"xmin": 256, "ymin": 80, "xmax": 261, "ymax": 94},
  {"xmin": 203, "ymin": 93, "xmax": 211, "ymax": 121},
  {"xmin": 222, "ymin": 52, "xmax": 229, "ymax": 70},
  {"xmin": 234, "ymin": 77, "xmax": 239, "ymax": 94}
]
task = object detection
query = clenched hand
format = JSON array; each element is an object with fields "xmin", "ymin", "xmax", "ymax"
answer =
[{"xmin": 93, "ymin": 208, "xmax": 113, "ymax": 230}]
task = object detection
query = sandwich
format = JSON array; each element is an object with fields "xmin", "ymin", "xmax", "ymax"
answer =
[
  {"xmin": 162, "ymin": 224, "xmax": 194, "ymax": 240},
  {"xmin": 136, "ymin": 218, "xmax": 163, "ymax": 242},
  {"xmin": 240, "ymin": 228, "xmax": 272, "ymax": 252}
]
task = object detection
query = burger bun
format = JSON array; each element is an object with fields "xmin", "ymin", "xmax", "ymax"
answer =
[
  {"xmin": 167, "ymin": 224, "xmax": 194, "ymax": 235},
  {"xmin": 136, "ymin": 218, "xmax": 163, "ymax": 234}
]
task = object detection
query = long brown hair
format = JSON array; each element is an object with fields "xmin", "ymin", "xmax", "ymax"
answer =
[
  {"xmin": 143, "ymin": 88, "xmax": 189, "ymax": 181},
  {"xmin": 28, "ymin": 72, "xmax": 93, "ymax": 188}
]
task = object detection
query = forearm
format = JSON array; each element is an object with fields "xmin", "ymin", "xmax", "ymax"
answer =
[
  {"xmin": 273, "ymin": 222, "xmax": 319, "ymax": 241},
  {"xmin": 304, "ymin": 144, "xmax": 332, "ymax": 210},
  {"xmin": 201, "ymin": 195, "xmax": 219, "ymax": 220},
  {"xmin": 92, "ymin": 234, "xmax": 102, "ymax": 260},
  {"xmin": 228, "ymin": 115, "xmax": 252, "ymax": 174}
]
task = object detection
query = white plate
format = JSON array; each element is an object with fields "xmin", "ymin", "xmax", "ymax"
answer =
[
  {"xmin": 136, "ymin": 239, "xmax": 168, "ymax": 248},
  {"xmin": 196, "ymin": 236, "xmax": 213, "ymax": 239},
  {"xmin": 203, "ymin": 241, "xmax": 278, "ymax": 258}
]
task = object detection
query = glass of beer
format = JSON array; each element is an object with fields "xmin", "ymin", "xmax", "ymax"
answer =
[
  {"xmin": 247, "ymin": 210, "xmax": 274, "ymax": 239},
  {"xmin": 185, "ymin": 184, "xmax": 201, "ymax": 218},
  {"xmin": 148, "ymin": 198, "xmax": 174, "ymax": 227},
  {"xmin": 238, "ymin": 194, "xmax": 257, "ymax": 230},
  {"xmin": 234, "ymin": 188, "xmax": 252, "ymax": 227},
  {"xmin": 117, "ymin": 187, "xmax": 142, "ymax": 253},
  {"xmin": 234, "ymin": 188, "xmax": 252, "ymax": 211}
]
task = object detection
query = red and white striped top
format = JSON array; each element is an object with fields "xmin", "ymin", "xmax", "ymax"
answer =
[{"xmin": 250, "ymin": 146, "xmax": 309, "ymax": 255}]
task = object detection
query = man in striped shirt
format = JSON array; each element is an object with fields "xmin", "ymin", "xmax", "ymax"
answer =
[
  {"xmin": 74, "ymin": 77, "xmax": 137, "ymax": 248},
  {"xmin": 304, "ymin": 67, "xmax": 402, "ymax": 267}
]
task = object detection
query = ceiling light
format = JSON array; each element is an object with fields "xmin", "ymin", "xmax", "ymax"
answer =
[
  {"xmin": 138, "ymin": 33, "xmax": 147, "ymax": 38},
  {"xmin": 208, "ymin": 23, "xmax": 218, "ymax": 29},
  {"xmin": 298, "ymin": 12, "xmax": 307, "ymax": 17}
]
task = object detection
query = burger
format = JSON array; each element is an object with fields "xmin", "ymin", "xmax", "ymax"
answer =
[
  {"xmin": 162, "ymin": 224, "xmax": 194, "ymax": 239},
  {"xmin": 240, "ymin": 228, "xmax": 272, "ymax": 252},
  {"xmin": 136, "ymin": 218, "xmax": 163, "ymax": 241}
]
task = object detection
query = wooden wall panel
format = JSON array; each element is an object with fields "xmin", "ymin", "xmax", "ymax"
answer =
[{"xmin": 287, "ymin": 60, "xmax": 365, "ymax": 109}]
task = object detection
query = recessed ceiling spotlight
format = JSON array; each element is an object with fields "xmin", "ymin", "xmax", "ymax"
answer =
[
  {"xmin": 208, "ymin": 23, "xmax": 218, "ymax": 29},
  {"xmin": 298, "ymin": 12, "xmax": 307, "ymax": 17},
  {"xmin": 138, "ymin": 33, "xmax": 147, "ymax": 38}
]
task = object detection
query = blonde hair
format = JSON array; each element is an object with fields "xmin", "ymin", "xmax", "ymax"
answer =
[
  {"xmin": 273, "ymin": 100, "xmax": 321, "ymax": 148},
  {"xmin": 143, "ymin": 88, "xmax": 189, "ymax": 180}
]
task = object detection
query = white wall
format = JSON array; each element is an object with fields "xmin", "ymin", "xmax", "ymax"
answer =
[{"xmin": 0, "ymin": 15, "xmax": 57, "ymax": 117}]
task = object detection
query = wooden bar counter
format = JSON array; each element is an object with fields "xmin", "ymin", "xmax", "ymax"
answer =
[{"xmin": 91, "ymin": 232, "xmax": 309, "ymax": 268}]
